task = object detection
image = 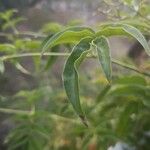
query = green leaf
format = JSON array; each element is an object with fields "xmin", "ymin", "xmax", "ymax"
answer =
[
  {"xmin": 115, "ymin": 75, "xmax": 147, "ymax": 86},
  {"xmin": 0, "ymin": 59, "xmax": 5, "ymax": 74},
  {"xmin": 2, "ymin": 17, "xmax": 26, "ymax": 31},
  {"xmin": 96, "ymin": 23, "xmax": 150, "ymax": 56},
  {"xmin": 15, "ymin": 39, "xmax": 41, "ymax": 51},
  {"xmin": 97, "ymin": 20, "xmax": 150, "ymax": 35},
  {"xmin": 116, "ymin": 102, "xmax": 138, "ymax": 137},
  {"xmin": 42, "ymin": 26, "xmax": 95, "ymax": 54},
  {"xmin": 96, "ymin": 25, "xmax": 127, "ymax": 37},
  {"xmin": 41, "ymin": 22, "xmax": 62, "ymax": 34},
  {"xmin": 63, "ymin": 37, "xmax": 92, "ymax": 125},
  {"xmin": 109, "ymin": 85, "xmax": 147, "ymax": 97},
  {"xmin": 92, "ymin": 36, "xmax": 112, "ymax": 82},
  {"xmin": 0, "ymin": 9, "xmax": 17, "ymax": 20},
  {"xmin": 67, "ymin": 19, "xmax": 83, "ymax": 26},
  {"xmin": 121, "ymin": 24, "xmax": 150, "ymax": 56},
  {"xmin": 0, "ymin": 44, "xmax": 16, "ymax": 53},
  {"xmin": 109, "ymin": 84, "xmax": 150, "ymax": 107}
]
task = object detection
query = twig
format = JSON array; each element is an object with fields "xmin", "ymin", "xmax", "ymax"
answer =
[
  {"xmin": 0, "ymin": 52, "xmax": 70, "ymax": 61},
  {"xmin": 0, "ymin": 108, "xmax": 32, "ymax": 115},
  {"xmin": 0, "ymin": 32, "xmax": 46, "ymax": 38},
  {"xmin": 0, "ymin": 52, "xmax": 150, "ymax": 77},
  {"xmin": 111, "ymin": 58, "xmax": 150, "ymax": 77}
]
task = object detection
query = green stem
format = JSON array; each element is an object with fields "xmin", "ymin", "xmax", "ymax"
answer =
[
  {"xmin": 111, "ymin": 58, "xmax": 150, "ymax": 77},
  {"xmin": 1, "ymin": 52, "xmax": 70, "ymax": 61},
  {"xmin": 0, "ymin": 32, "xmax": 46, "ymax": 38},
  {"xmin": 15, "ymin": 31, "xmax": 46, "ymax": 38},
  {"xmin": 0, "ymin": 52, "xmax": 150, "ymax": 77},
  {"xmin": 0, "ymin": 108, "xmax": 32, "ymax": 115},
  {"xmin": 0, "ymin": 107, "xmax": 80, "ymax": 124}
]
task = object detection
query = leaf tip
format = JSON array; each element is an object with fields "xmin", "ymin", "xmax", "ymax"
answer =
[{"xmin": 79, "ymin": 115, "xmax": 88, "ymax": 127}]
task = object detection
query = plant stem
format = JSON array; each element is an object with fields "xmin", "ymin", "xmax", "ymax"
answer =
[
  {"xmin": 0, "ymin": 107, "xmax": 82, "ymax": 124},
  {"xmin": 15, "ymin": 31, "xmax": 46, "ymax": 38},
  {"xmin": 0, "ymin": 52, "xmax": 70, "ymax": 61},
  {"xmin": 0, "ymin": 108, "xmax": 32, "ymax": 115},
  {"xmin": 111, "ymin": 58, "xmax": 150, "ymax": 77},
  {"xmin": 0, "ymin": 32, "xmax": 46, "ymax": 38},
  {"xmin": 0, "ymin": 52, "xmax": 150, "ymax": 77}
]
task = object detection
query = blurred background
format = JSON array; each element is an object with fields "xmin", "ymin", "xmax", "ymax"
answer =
[{"xmin": 0, "ymin": 0, "xmax": 150, "ymax": 150}]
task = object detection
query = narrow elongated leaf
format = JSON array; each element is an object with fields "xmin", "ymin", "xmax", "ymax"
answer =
[
  {"xmin": 96, "ymin": 26, "xmax": 126, "ymax": 37},
  {"xmin": 109, "ymin": 85, "xmax": 147, "ymax": 97},
  {"xmin": 115, "ymin": 75, "xmax": 147, "ymax": 86},
  {"xmin": 63, "ymin": 37, "xmax": 92, "ymax": 125},
  {"xmin": 97, "ymin": 20, "xmax": 150, "ymax": 35},
  {"xmin": 116, "ymin": 102, "xmax": 138, "ymax": 137},
  {"xmin": 93, "ymin": 36, "xmax": 112, "ymax": 82},
  {"xmin": 42, "ymin": 26, "xmax": 95, "ymax": 54},
  {"xmin": 96, "ymin": 24, "xmax": 150, "ymax": 56},
  {"xmin": 109, "ymin": 84, "xmax": 150, "ymax": 107},
  {"xmin": 122, "ymin": 24, "xmax": 150, "ymax": 56}
]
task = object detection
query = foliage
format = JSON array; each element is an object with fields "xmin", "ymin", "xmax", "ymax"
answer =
[
  {"xmin": 0, "ymin": 1, "xmax": 150, "ymax": 150},
  {"xmin": 42, "ymin": 23, "xmax": 150, "ymax": 123}
]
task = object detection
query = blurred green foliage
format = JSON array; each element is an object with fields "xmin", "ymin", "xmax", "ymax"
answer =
[{"xmin": 0, "ymin": 0, "xmax": 150, "ymax": 150}]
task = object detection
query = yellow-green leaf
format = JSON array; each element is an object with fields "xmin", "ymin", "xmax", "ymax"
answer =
[
  {"xmin": 96, "ymin": 23, "xmax": 150, "ymax": 56},
  {"xmin": 121, "ymin": 24, "xmax": 150, "ymax": 56},
  {"xmin": 42, "ymin": 26, "xmax": 95, "ymax": 54}
]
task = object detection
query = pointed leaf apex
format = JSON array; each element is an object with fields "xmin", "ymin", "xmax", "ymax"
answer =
[{"xmin": 79, "ymin": 115, "xmax": 88, "ymax": 127}]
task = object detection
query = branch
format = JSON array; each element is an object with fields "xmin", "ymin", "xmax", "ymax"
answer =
[
  {"xmin": 0, "ymin": 108, "xmax": 32, "ymax": 115},
  {"xmin": 111, "ymin": 58, "xmax": 150, "ymax": 77},
  {"xmin": 0, "ymin": 52, "xmax": 70, "ymax": 61},
  {"xmin": 0, "ymin": 32, "xmax": 46, "ymax": 38},
  {"xmin": 0, "ymin": 52, "xmax": 150, "ymax": 77}
]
